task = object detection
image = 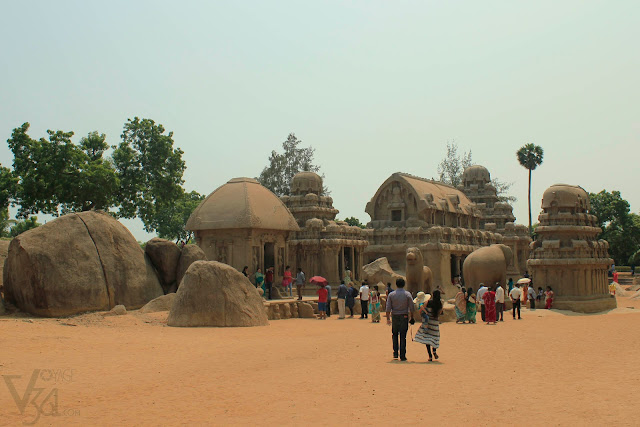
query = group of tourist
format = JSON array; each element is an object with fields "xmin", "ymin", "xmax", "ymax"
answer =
[
  {"xmin": 243, "ymin": 265, "xmax": 306, "ymax": 301},
  {"xmin": 454, "ymin": 279, "xmax": 555, "ymax": 325}
]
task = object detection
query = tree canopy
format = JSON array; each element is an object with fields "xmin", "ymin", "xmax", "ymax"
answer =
[
  {"xmin": 258, "ymin": 133, "xmax": 327, "ymax": 196},
  {"xmin": 3, "ymin": 119, "xmax": 200, "ymax": 242},
  {"xmin": 517, "ymin": 143, "xmax": 544, "ymax": 235},
  {"xmin": 343, "ymin": 216, "xmax": 366, "ymax": 228},
  {"xmin": 589, "ymin": 190, "xmax": 640, "ymax": 265}
]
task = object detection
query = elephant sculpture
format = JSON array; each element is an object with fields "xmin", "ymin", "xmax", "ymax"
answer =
[
  {"xmin": 462, "ymin": 244, "xmax": 513, "ymax": 290},
  {"xmin": 405, "ymin": 247, "xmax": 433, "ymax": 295}
]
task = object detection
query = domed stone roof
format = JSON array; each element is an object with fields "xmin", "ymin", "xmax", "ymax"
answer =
[
  {"xmin": 541, "ymin": 184, "xmax": 590, "ymax": 211},
  {"xmin": 462, "ymin": 165, "xmax": 491, "ymax": 184},
  {"xmin": 291, "ymin": 171, "xmax": 323, "ymax": 195},
  {"xmin": 186, "ymin": 178, "xmax": 300, "ymax": 231}
]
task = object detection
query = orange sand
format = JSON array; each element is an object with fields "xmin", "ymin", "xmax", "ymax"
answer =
[{"xmin": 1, "ymin": 296, "xmax": 639, "ymax": 426}]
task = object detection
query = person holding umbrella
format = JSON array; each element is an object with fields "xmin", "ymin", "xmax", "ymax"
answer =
[{"xmin": 310, "ymin": 276, "xmax": 329, "ymax": 319}]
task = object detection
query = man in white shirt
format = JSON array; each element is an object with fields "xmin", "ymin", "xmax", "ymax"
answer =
[
  {"xmin": 509, "ymin": 283, "xmax": 522, "ymax": 319},
  {"xmin": 495, "ymin": 282, "xmax": 505, "ymax": 321},
  {"xmin": 359, "ymin": 280, "xmax": 370, "ymax": 319},
  {"xmin": 476, "ymin": 284, "xmax": 489, "ymax": 322}
]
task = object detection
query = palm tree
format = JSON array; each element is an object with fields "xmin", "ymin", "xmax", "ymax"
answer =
[{"xmin": 517, "ymin": 143, "xmax": 544, "ymax": 235}]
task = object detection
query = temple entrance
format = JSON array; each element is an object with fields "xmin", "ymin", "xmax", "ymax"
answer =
[
  {"xmin": 264, "ymin": 243, "xmax": 275, "ymax": 271},
  {"xmin": 343, "ymin": 247, "xmax": 352, "ymax": 276}
]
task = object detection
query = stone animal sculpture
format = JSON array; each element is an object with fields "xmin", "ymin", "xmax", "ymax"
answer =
[
  {"xmin": 405, "ymin": 247, "xmax": 433, "ymax": 295},
  {"xmin": 462, "ymin": 244, "xmax": 513, "ymax": 290}
]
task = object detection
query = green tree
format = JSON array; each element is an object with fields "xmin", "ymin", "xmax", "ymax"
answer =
[
  {"xmin": 0, "ymin": 208, "xmax": 11, "ymax": 237},
  {"xmin": 112, "ymin": 117, "xmax": 186, "ymax": 232},
  {"xmin": 437, "ymin": 141, "xmax": 472, "ymax": 188},
  {"xmin": 436, "ymin": 141, "xmax": 515, "ymax": 202},
  {"xmin": 5, "ymin": 119, "xmax": 192, "ymax": 236},
  {"xmin": 7, "ymin": 123, "xmax": 119, "ymax": 216},
  {"xmin": 343, "ymin": 216, "xmax": 366, "ymax": 228},
  {"xmin": 0, "ymin": 163, "xmax": 17, "ymax": 212},
  {"xmin": 589, "ymin": 190, "xmax": 640, "ymax": 265},
  {"xmin": 516, "ymin": 143, "xmax": 544, "ymax": 235},
  {"xmin": 258, "ymin": 133, "xmax": 327, "ymax": 196},
  {"xmin": 154, "ymin": 190, "xmax": 204, "ymax": 242},
  {"xmin": 9, "ymin": 216, "xmax": 41, "ymax": 237}
]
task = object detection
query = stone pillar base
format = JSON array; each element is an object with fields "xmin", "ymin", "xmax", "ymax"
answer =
[{"xmin": 552, "ymin": 295, "xmax": 617, "ymax": 313}]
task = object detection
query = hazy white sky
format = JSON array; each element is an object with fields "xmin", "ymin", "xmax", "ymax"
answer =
[{"xmin": 1, "ymin": 1, "xmax": 638, "ymax": 240}]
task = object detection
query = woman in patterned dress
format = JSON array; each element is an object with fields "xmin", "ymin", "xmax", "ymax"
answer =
[{"xmin": 414, "ymin": 290, "xmax": 443, "ymax": 362}]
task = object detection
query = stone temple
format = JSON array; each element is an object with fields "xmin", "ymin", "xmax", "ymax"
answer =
[
  {"xmin": 186, "ymin": 174, "xmax": 369, "ymax": 287},
  {"xmin": 527, "ymin": 184, "xmax": 616, "ymax": 313},
  {"xmin": 364, "ymin": 167, "xmax": 530, "ymax": 294},
  {"xmin": 187, "ymin": 167, "xmax": 530, "ymax": 296}
]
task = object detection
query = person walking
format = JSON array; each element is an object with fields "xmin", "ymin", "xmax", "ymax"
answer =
[
  {"xmin": 507, "ymin": 277, "xmax": 514, "ymax": 294},
  {"xmin": 265, "ymin": 267, "xmax": 274, "ymax": 300},
  {"xmin": 295, "ymin": 268, "xmax": 305, "ymax": 300},
  {"xmin": 545, "ymin": 286, "xmax": 554, "ymax": 309},
  {"xmin": 369, "ymin": 287, "xmax": 381, "ymax": 323},
  {"xmin": 283, "ymin": 266, "xmax": 293, "ymax": 297},
  {"xmin": 454, "ymin": 287, "xmax": 467, "ymax": 323},
  {"xmin": 255, "ymin": 268, "xmax": 265, "ymax": 295},
  {"xmin": 413, "ymin": 289, "xmax": 443, "ymax": 362},
  {"xmin": 359, "ymin": 281, "xmax": 370, "ymax": 319},
  {"xmin": 476, "ymin": 284, "xmax": 488, "ymax": 322},
  {"xmin": 527, "ymin": 284, "xmax": 536, "ymax": 309},
  {"xmin": 510, "ymin": 283, "xmax": 522, "ymax": 319},
  {"xmin": 337, "ymin": 280, "xmax": 348, "ymax": 319},
  {"xmin": 495, "ymin": 282, "xmax": 505, "ymax": 321},
  {"xmin": 325, "ymin": 283, "xmax": 332, "ymax": 317},
  {"xmin": 316, "ymin": 284, "xmax": 328, "ymax": 320},
  {"xmin": 385, "ymin": 278, "xmax": 414, "ymax": 361},
  {"xmin": 482, "ymin": 285, "xmax": 497, "ymax": 324},
  {"xmin": 386, "ymin": 282, "xmax": 393, "ymax": 298},
  {"xmin": 346, "ymin": 283, "xmax": 357, "ymax": 318},
  {"xmin": 465, "ymin": 287, "xmax": 477, "ymax": 323}
]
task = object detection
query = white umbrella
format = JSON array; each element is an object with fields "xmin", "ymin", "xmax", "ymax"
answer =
[{"xmin": 517, "ymin": 278, "xmax": 531, "ymax": 285}]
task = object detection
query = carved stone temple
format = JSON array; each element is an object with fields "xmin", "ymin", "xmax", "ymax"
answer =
[
  {"xmin": 186, "ymin": 173, "xmax": 368, "ymax": 287},
  {"xmin": 527, "ymin": 184, "xmax": 616, "ymax": 313},
  {"xmin": 363, "ymin": 167, "xmax": 530, "ymax": 296}
]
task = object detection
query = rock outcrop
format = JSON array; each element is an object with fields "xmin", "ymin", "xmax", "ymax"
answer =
[
  {"xmin": 176, "ymin": 244, "xmax": 207, "ymax": 286},
  {"xmin": 362, "ymin": 257, "xmax": 403, "ymax": 288},
  {"xmin": 140, "ymin": 293, "xmax": 176, "ymax": 313},
  {"xmin": 145, "ymin": 238, "xmax": 181, "ymax": 293},
  {"xmin": 167, "ymin": 261, "xmax": 268, "ymax": 327},
  {"xmin": 3, "ymin": 211, "xmax": 163, "ymax": 317}
]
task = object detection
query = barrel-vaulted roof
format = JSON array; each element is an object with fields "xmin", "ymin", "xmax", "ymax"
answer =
[
  {"xmin": 365, "ymin": 173, "xmax": 477, "ymax": 217},
  {"xmin": 186, "ymin": 177, "xmax": 300, "ymax": 231}
]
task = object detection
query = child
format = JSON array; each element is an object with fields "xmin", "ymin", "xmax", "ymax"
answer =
[
  {"xmin": 317, "ymin": 284, "xmax": 328, "ymax": 319},
  {"xmin": 545, "ymin": 286, "xmax": 554, "ymax": 309},
  {"xmin": 537, "ymin": 287, "xmax": 544, "ymax": 301}
]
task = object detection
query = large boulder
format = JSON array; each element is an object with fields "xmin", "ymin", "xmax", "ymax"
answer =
[
  {"xmin": 167, "ymin": 261, "xmax": 268, "ymax": 327},
  {"xmin": 362, "ymin": 257, "xmax": 404, "ymax": 288},
  {"xmin": 3, "ymin": 211, "xmax": 163, "ymax": 317},
  {"xmin": 145, "ymin": 238, "xmax": 181, "ymax": 293},
  {"xmin": 140, "ymin": 293, "xmax": 176, "ymax": 313},
  {"xmin": 175, "ymin": 244, "xmax": 207, "ymax": 287}
]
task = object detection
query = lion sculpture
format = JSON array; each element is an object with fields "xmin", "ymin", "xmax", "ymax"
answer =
[{"xmin": 405, "ymin": 247, "xmax": 433, "ymax": 295}]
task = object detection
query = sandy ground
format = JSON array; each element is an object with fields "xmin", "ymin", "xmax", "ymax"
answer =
[{"xmin": 1, "ymin": 296, "xmax": 640, "ymax": 426}]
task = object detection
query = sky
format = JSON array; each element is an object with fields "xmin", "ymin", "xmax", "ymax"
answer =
[{"xmin": 1, "ymin": 1, "xmax": 638, "ymax": 241}]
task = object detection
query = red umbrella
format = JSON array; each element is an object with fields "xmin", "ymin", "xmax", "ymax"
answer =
[{"xmin": 310, "ymin": 276, "xmax": 328, "ymax": 286}]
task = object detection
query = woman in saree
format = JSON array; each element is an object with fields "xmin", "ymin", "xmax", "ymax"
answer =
[
  {"xmin": 369, "ymin": 288, "xmax": 381, "ymax": 323},
  {"xmin": 454, "ymin": 287, "xmax": 467, "ymax": 323},
  {"xmin": 545, "ymin": 286, "xmax": 554, "ymax": 309},
  {"xmin": 465, "ymin": 287, "xmax": 477, "ymax": 323},
  {"xmin": 482, "ymin": 286, "xmax": 497, "ymax": 324}
]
